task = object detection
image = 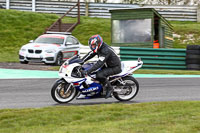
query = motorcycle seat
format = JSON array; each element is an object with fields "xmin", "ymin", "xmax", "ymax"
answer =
[{"xmin": 109, "ymin": 62, "xmax": 127, "ymax": 78}]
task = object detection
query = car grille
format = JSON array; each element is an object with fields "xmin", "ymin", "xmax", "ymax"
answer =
[
  {"xmin": 27, "ymin": 57, "xmax": 42, "ymax": 62},
  {"xmin": 28, "ymin": 49, "xmax": 42, "ymax": 54},
  {"xmin": 28, "ymin": 49, "xmax": 34, "ymax": 53},
  {"xmin": 35, "ymin": 50, "xmax": 42, "ymax": 54}
]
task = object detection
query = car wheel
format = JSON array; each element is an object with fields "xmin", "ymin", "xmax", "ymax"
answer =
[
  {"xmin": 20, "ymin": 61, "xmax": 29, "ymax": 64},
  {"xmin": 55, "ymin": 52, "xmax": 63, "ymax": 66}
]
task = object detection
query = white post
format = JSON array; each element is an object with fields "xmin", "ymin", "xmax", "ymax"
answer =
[
  {"xmin": 85, "ymin": 1, "xmax": 89, "ymax": 16},
  {"xmin": 32, "ymin": 0, "xmax": 36, "ymax": 12},
  {"xmin": 6, "ymin": 0, "xmax": 10, "ymax": 9},
  {"xmin": 197, "ymin": 4, "xmax": 200, "ymax": 22}
]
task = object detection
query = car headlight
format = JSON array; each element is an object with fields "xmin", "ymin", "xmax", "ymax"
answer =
[
  {"xmin": 20, "ymin": 48, "xmax": 26, "ymax": 52},
  {"xmin": 45, "ymin": 49, "xmax": 56, "ymax": 53}
]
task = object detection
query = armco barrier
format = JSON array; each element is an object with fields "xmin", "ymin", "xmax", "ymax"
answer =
[
  {"xmin": 80, "ymin": 46, "xmax": 186, "ymax": 70},
  {"xmin": 120, "ymin": 47, "xmax": 186, "ymax": 70}
]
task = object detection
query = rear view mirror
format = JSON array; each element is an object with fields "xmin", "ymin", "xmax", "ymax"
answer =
[{"xmin": 29, "ymin": 40, "xmax": 34, "ymax": 43}]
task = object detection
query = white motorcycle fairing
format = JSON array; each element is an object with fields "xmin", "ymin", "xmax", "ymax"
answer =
[
  {"xmin": 51, "ymin": 55, "xmax": 143, "ymax": 103},
  {"xmin": 110, "ymin": 60, "xmax": 143, "ymax": 78}
]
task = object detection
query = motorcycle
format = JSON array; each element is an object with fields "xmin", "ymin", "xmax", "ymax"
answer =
[{"xmin": 51, "ymin": 55, "xmax": 143, "ymax": 103}]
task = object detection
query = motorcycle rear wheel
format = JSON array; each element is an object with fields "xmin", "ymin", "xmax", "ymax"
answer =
[
  {"xmin": 51, "ymin": 79, "xmax": 77, "ymax": 103},
  {"xmin": 113, "ymin": 76, "xmax": 139, "ymax": 101}
]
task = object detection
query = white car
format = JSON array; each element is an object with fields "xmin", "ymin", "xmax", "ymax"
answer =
[{"xmin": 19, "ymin": 32, "xmax": 83, "ymax": 65}]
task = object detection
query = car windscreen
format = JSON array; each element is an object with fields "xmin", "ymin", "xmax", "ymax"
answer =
[{"xmin": 34, "ymin": 35, "xmax": 64, "ymax": 45}]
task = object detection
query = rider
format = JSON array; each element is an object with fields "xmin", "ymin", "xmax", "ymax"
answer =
[{"xmin": 81, "ymin": 35, "xmax": 122, "ymax": 98}]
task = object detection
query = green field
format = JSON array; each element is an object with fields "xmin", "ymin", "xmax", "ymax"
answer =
[
  {"xmin": 0, "ymin": 101, "xmax": 200, "ymax": 133},
  {"xmin": 171, "ymin": 21, "xmax": 200, "ymax": 48},
  {"xmin": 1, "ymin": 9, "xmax": 200, "ymax": 62},
  {"xmin": 0, "ymin": 9, "xmax": 111, "ymax": 62}
]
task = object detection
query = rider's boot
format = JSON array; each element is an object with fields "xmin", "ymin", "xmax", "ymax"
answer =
[{"xmin": 105, "ymin": 82, "xmax": 113, "ymax": 99}]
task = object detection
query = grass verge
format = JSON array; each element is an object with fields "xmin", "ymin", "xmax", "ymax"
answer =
[
  {"xmin": 0, "ymin": 101, "xmax": 200, "ymax": 133},
  {"xmin": 135, "ymin": 69, "xmax": 200, "ymax": 75},
  {"xmin": 171, "ymin": 21, "xmax": 200, "ymax": 48}
]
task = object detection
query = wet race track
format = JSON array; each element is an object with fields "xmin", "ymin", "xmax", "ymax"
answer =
[{"xmin": 0, "ymin": 78, "xmax": 200, "ymax": 109}]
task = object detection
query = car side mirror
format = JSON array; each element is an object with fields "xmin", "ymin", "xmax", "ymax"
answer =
[{"xmin": 29, "ymin": 40, "xmax": 34, "ymax": 43}]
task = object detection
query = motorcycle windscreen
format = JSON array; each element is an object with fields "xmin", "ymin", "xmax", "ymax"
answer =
[
  {"xmin": 82, "ymin": 63, "xmax": 94, "ymax": 71},
  {"xmin": 68, "ymin": 55, "xmax": 82, "ymax": 64}
]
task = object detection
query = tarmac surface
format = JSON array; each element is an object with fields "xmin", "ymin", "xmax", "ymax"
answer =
[
  {"xmin": 0, "ymin": 77, "xmax": 200, "ymax": 109},
  {"xmin": 0, "ymin": 63, "xmax": 200, "ymax": 109}
]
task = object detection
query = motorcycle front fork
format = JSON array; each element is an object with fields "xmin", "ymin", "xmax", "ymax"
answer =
[{"xmin": 64, "ymin": 83, "xmax": 73, "ymax": 95}]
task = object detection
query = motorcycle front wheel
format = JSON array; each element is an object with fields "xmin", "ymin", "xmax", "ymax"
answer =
[
  {"xmin": 113, "ymin": 76, "xmax": 139, "ymax": 101},
  {"xmin": 51, "ymin": 79, "xmax": 77, "ymax": 103}
]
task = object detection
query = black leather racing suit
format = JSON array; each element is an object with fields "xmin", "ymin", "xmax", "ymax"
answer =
[{"xmin": 82, "ymin": 42, "xmax": 122, "ymax": 87}]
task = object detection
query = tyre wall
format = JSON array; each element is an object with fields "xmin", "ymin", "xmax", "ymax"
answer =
[
  {"xmin": 120, "ymin": 47, "xmax": 186, "ymax": 70},
  {"xmin": 186, "ymin": 45, "xmax": 200, "ymax": 70}
]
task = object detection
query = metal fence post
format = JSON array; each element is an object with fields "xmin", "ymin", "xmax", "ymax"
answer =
[
  {"xmin": 85, "ymin": 2, "xmax": 89, "ymax": 16},
  {"xmin": 6, "ymin": 0, "xmax": 10, "ymax": 9},
  {"xmin": 32, "ymin": 0, "xmax": 36, "ymax": 12},
  {"xmin": 197, "ymin": 4, "xmax": 200, "ymax": 22}
]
